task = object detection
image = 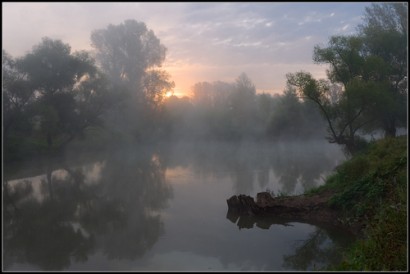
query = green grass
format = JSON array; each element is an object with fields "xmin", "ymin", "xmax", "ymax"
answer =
[{"xmin": 313, "ymin": 136, "xmax": 408, "ymax": 271}]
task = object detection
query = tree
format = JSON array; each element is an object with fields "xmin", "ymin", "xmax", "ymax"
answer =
[
  {"xmin": 228, "ymin": 73, "xmax": 257, "ymax": 138},
  {"xmin": 266, "ymin": 85, "xmax": 325, "ymax": 140},
  {"xmin": 143, "ymin": 69, "xmax": 175, "ymax": 109},
  {"xmin": 286, "ymin": 71, "xmax": 373, "ymax": 154},
  {"xmin": 188, "ymin": 80, "xmax": 236, "ymax": 140},
  {"xmin": 90, "ymin": 20, "xmax": 174, "ymax": 139},
  {"xmin": 287, "ymin": 3, "xmax": 408, "ymax": 154},
  {"xmin": 267, "ymin": 85, "xmax": 302, "ymax": 139},
  {"xmin": 91, "ymin": 19, "xmax": 170, "ymax": 100},
  {"xmin": 358, "ymin": 2, "xmax": 408, "ymax": 137},
  {"xmin": 301, "ymin": 3, "xmax": 407, "ymax": 148},
  {"xmin": 3, "ymin": 50, "xmax": 35, "ymax": 139},
  {"xmin": 255, "ymin": 93, "xmax": 276, "ymax": 138},
  {"xmin": 235, "ymin": 72, "xmax": 256, "ymax": 95},
  {"xmin": 313, "ymin": 35, "xmax": 365, "ymax": 87},
  {"xmin": 5, "ymin": 38, "xmax": 110, "ymax": 154},
  {"xmin": 191, "ymin": 81, "xmax": 214, "ymax": 107}
]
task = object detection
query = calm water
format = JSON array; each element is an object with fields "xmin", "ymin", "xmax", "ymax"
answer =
[{"xmin": 3, "ymin": 140, "xmax": 355, "ymax": 271}]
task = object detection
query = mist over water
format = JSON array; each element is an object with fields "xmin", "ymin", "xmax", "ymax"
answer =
[
  {"xmin": 4, "ymin": 2, "xmax": 406, "ymax": 271},
  {"xmin": 4, "ymin": 139, "xmax": 352, "ymax": 271}
]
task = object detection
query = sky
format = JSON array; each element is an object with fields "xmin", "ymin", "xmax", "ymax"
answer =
[{"xmin": 2, "ymin": 2, "xmax": 372, "ymax": 97}]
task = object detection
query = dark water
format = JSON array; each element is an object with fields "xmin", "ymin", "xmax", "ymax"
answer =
[{"xmin": 3, "ymin": 140, "xmax": 355, "ymax": 271}]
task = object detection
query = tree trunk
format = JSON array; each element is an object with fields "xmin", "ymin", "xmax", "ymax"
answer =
[{"xmin": 47, "ymin": 132, "xmax": 53, "ymax": 147}]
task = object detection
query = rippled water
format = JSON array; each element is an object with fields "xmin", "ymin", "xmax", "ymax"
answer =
[{"xmin": 3, "ymin": 140, "xmax": 355, "ymax": 271}]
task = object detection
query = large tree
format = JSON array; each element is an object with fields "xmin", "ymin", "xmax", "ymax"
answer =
[
  {"xmin": 358, "ymin": 2, "xmax": 408, "ymax": 137},
  {"xmin": 90, "ymin": 20, "xmax": 174, "ymax": 139},
  {"xmin": 4, "ymin": 38, "xmax": 110, "ymax": 154},
  {"xmin": 3, "ymin": 50, "xmax": 35, "ymax": 138},
  {"xmin": 90, "ymin": 19, "xmax": 170, "ymax": 99},
  {"xmin": 287, "ymin": 3, "xmax": 407, "ymax": 154},
  {"xmin": 286, "ymin": 70, "xmax": 374, "ymax": 154},
  {"xmin": 228, "ymin": 73, "xmax": 257, "ymax": 138}
]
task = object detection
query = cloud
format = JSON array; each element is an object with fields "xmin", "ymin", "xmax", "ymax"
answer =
[{"xmin": 2, "ymin": 2, "xmax": 370, "ymax": 95}]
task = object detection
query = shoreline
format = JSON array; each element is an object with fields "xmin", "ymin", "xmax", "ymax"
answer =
[{"xmin": 227, "ymin": 190, "xmax": 365, "ymax": 237}]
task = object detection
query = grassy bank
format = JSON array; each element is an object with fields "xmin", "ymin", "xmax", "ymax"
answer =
[{"xmin": 309, "ymin": 135, "xmax": 407, "ymax": 270}]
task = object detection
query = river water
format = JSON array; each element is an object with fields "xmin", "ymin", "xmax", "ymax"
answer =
[{"xmin": 3, "ymin": 140, "xmax": 355, "ymax": 271}]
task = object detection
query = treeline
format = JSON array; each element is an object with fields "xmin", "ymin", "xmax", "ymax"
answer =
[
  {"xmin": 3, "ymin": 3, "xmax": 407, "ymax": 162},
  {"xmin": 3, "ymin": 20, "xmax": 174, "ymax": 162},
  {"xmin": 2, "ymin": 21, "xmax": 326, "ymax": 164},
  {"xmin": 162, "ymin": 74, "xmax": 326, "ymax": 141}
]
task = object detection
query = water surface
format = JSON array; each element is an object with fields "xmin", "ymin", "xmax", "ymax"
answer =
[{"xmin": 3, "ymin": 140, "xmax": 355, "ymax": 271}]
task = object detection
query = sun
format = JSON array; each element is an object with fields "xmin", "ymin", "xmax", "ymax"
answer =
[{"xmin": 163, "ymin": 87, "xmax": 188, "ymax": 98}]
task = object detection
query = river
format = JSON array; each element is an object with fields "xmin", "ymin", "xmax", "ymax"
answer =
[{"xmin": 3, "ymin": 140, "xmax": 355, "ymax": 271}]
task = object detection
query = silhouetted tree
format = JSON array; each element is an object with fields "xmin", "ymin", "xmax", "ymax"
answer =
[
  {"xmin": 228, "ymin": 73, "xmax": 257, "ymax": 139},
  {"xmin": 3, "ymin": 38, "xmax": 111, "ymax": 161},
  {"xmin": 3, "ymin": 50, "xmax": 34, "ymax": 138},
  {"xmin": 90, "ymin": 19, "xmax": 174, "ymax": 140},
  {"xmin": 358, "ymin": 2, "xmax": 408, "ymax": 137},
  {"xmin": 287, "ymin": 71, "xmax": 374, "ymax": 154},
  {"xmin": 287, "ymin": 3, "xmax": 407, "ymax": 154}
]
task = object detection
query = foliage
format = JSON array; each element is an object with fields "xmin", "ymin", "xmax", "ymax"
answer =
[
  {"xmin": 286, "ymin": 3, "xmax": 407, "ymax": 154},
  {"xmin": 266, "ymin": 85, "xmax": 325, "ymax": 140},
  {"xmin": 3, "ymin": 39, "xmax": 113, "ymax": 162},
  {"xmin": 163, "ymin": 73, "xmax": 326, "ymax": 141},
  {"xmin": 286, "ymin": 71, "xmax": 372, "ymax": 154},
  {"xmin": 358, "ymin": 3, "xmax": 408, "ymax": 137},
  {"xmin": 91, "ymin": 19, "xmax": 166, "ymax": 89},
  {"xmin": 319, "ymin": 136, "xmax": 408, "ymax": 270},
  {"xmin": 90, "ymin": 19, "xmax": 174, "ymax": 139}
]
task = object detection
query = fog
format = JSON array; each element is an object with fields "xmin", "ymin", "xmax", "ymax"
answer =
[
  {"xmin": 3, "ymin": 3, "xmax": 407, "ymax": 271},
  {"xmin": 4, "ymin": 138, "xmax": 349, "ymax": 271},
  {"xmin": 3, "ymin": 19, "xmax": 333, "ymax": 166},
  {"xmin": 5, "ymin": 9, "xmax": 405, "ymax": 163}
]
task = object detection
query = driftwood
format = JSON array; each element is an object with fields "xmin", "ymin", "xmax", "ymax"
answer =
[{"xmin": 226, "ymin": 191, "xmax": 362, "ymax": 234}]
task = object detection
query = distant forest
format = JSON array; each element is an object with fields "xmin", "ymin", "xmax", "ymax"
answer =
[{"xmin": 3, "ymin": 3, "xmax": 407, "ymax": 162}]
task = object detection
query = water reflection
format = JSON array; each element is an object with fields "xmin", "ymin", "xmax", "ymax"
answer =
[
  {"xmin": 4, "ymin": 141, "xmax": 348, "ymax": 271},
  {"xmin": 161, "ymin": 141, "xmax": 345, "ymax": 195},
  {"xmin": 283, "ymin": 227, "xmax": 354, "ymax": 270},
  {"xmin": 226, "ymin": 210, "xmax": 294, "ymax": 230},
  {"xmin": 226, "ymin": 211, "xmax": 355, "ymax": 270},
  {"xmin": 3, "ymin": 174, "xmax": 94, "ymax": 270},
  {"xmin": 3, "ymin": 147, "xmax": 172, "ymax": 270}
]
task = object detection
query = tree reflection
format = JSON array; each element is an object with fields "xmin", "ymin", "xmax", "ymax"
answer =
[
  {"xmin": 3, "ymin": 177, "xmax": 94, "ymax": 270},
  {"xmin": 230, "ymin": 161, "xmax": 254, "ymax": 195},
  {"xmin": 269, "ymin": 143, "xmax": 343, "ymax": 194},
  {"xmin": 282, "ymin": 227, "xmax": 354, "ymax": 270},
  {"xmin": 226, "ymin": 210, "xmax": 355, "ymax": 270},
  {"xmin": 3, "ymin": 147, "xmax": 172, "ymax": 270},
  {"xmin": 226, "ymin": 210, "xmax": 293, "ymax": 230},
  {"xmin": 91, "ymin": 147, "xmax": 172, "ymax": 260},
  {"xmin": 159, "ymin": 141, "xmax": 343, "ymax": 196}
]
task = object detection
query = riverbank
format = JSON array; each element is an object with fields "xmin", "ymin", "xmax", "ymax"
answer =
[
  {"xmin": 227, "ymin": 135, "xmax": 407, "ymax": 270},
  {"xmin": 329, "ymin": 136, "xmax": 407, "ymax": 270},
  {"xmin": 303, "ymin": 135, "xmax": 406, "ymax": 270}
]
